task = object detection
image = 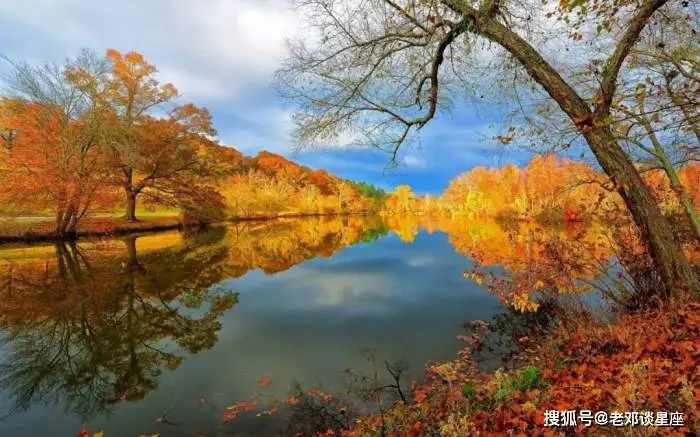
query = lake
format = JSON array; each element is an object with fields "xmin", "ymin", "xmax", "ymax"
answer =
[{"xmin": 0, "ymin": 215, "xmax": 607, "ymax": 436}]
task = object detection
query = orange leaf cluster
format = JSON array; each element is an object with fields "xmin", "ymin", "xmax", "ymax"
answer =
[{"xmin": 344, "ymin": 301, "xmax": 698, "ymax": 436}]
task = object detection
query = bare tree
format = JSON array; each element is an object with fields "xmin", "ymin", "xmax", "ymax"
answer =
[{"xmin": 277, "ymin": 0, "xmax": 699, "ymax": 296}]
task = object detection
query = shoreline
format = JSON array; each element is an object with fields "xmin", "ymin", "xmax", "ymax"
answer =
[{"xmin": 0, "ymin": 212, "xmax": 372, "ymax": 245}]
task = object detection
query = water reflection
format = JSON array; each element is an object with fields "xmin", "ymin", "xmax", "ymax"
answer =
[
  {"xmin": 0, "ymin": 230, "xmax": 238, "ymax": 420},
  {"xmin": 0, "ymin": 217, "xmax": 389, "ymax": 422},
  {"xmin": 0, "ymin": 214, "xmax": 655, "ymax": 435}
]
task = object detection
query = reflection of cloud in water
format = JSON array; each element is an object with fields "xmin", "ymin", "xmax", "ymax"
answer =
[
  {"xmin": 297, "ymin": 270, "xmax": 395, "ymax": 308},
  {"xmin": 205, "ymin": 234, "xmax": 500, "ymax": 407},
  {"xmin": 0, "ymin": 220, "xmax": 502, "ymax": 437},
  {"xmin": 406, "ymin": 254, "xmax": 435, "ymax": 267}
]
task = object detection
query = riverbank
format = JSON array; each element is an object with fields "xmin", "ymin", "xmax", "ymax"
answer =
[
  {"xmin": 215, "ymin": 295, "xmax": 698, "ymax": 436},
  {"xmin": 0, "ymin": 212, "xmax": 373, "ymax": 244},
  {"xmin": 0, "ymin": 216, "xmax": 184, "ymax": 244},
  {"xmin": 329, "ymin": 298, "xmax": 699, "ymax": 436}
]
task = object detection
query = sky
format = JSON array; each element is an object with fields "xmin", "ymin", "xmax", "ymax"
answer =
[{"xmin": 0, "ymin": 0, "xmax": 535, "ymax": 194}]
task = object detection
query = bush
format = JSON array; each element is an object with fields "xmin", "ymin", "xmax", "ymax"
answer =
[{"xmin": 517, "ymin": 366, "xmax": 542, "ymax": 390}]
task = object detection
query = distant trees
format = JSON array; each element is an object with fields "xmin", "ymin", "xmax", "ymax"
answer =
[
  {"xmin": 403, "ymin": 154, "xmax": 699, "ymax": 226},
  {"xmin": 349, "ymin": 181, "xmax": 387, "ymax": 199},
  {"xmin": 422, "ymin": 155, "xmax": 611, "ymax": 221},
  {"xmin": 277, "ymin": 0, "xmax": 698, "ymax": 295},
  {"xmin": 218, "ymin": 151, "xmax": 384, "ymax": 218},
  {"xmin": 384, "ymin": 185, "xmax": 417, "ymax": 214}
]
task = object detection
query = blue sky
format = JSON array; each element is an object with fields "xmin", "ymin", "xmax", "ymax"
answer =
[{"xmin": 0, "ymin": 0, "xmax": 535, "ymax": 194}]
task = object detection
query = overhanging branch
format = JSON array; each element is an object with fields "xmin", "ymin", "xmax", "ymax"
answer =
[{"xmin": 596, "ymin": 0, "xmax": 669, "ymax": 116}]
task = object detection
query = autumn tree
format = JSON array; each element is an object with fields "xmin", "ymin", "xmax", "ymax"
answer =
[
  {"xmin": 612, "ymin": 7, "xmax": 700, "ymax": 240},
  {"xmin": 384, "ymin": 184, "xmax": 417, "ymax": 214},
  {"xmin": 0, "ymin": 51, "xmax": 113, "ymax": 235},
  {"xmin": 277, "ymin": 0, "xmax": 699, "ymax": 295},
  {"xmin": 103, "ymin": 49, "xmax": 217, "ymax": 221}
]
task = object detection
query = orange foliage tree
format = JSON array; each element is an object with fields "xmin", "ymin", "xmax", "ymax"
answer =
[
  {"xmin": 0, "ymin": 52, "xmax": 116, "ymax": 235},
  {"xmin": 427, "ymin": 155, "xmax": 618, "ymax": 223},
  {"xmin": 218, "ymin": 150, "xmax": 383, "ymax": 218},
  {"xmin": 383, "ymin": 184, "xmax": 417, "ymax": 215},
  {"xmin": 103, "ymin": 49, "xmax": 219, "ymax": 221}
]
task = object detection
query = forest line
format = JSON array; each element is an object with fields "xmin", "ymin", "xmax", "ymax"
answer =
[
  {"xmin": 0, "ymin": 49, "xmax": 387, "ymax": 242},
  {"xmin": 384, "ymin": 154, "xmax": 699, "ymax": 228}
]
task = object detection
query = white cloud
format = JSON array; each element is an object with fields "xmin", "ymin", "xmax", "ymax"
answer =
[
  {"xmin": 402, "ymin": 154, "xmax": 428, "ymax": 169},
  {"xmin": 156, "ymin": 66, "xmax": 227, "ymax": 101},
  {"xmin": 0, "ymin": 0, "xmax": 298, "ymax": 101},
  {"xmin": 217, "ymin": 106, "xmax": 295, "ymax": 154},
  {"xmin": 406, "ymin": 254, "xmax": 435, "ymax": 267}
]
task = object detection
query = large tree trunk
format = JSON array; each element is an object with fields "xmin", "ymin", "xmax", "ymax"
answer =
[
  {"xmin": 584, "ymin": 127, "xmax": 699, "ymax": 296},
  {"xmin": 475, "ymin": 9, "xmax": 698, "ymax": 297}
]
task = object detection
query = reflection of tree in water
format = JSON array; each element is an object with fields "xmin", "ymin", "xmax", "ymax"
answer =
[
  {"xmin": 388, "ymin": 216, "xmax": 621, "ymax": 310},
  {"xmin": 384, "ymin": 215, "xmax": 420, "ymax": 243},
  {"xmin": 222, "ymin": 215, "xmax": 390, "ymax": 276},
  {"xmin": 0, "ymin": 217, "xmax": 391, "ymax": 421},
  {"xmin": 0, "ymin": 228, "xmax": 238, "ymax": 420}
]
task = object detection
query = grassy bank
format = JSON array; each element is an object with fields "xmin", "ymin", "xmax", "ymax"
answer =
[
  {"xmin": 0, "ymin": 211, "xmax": 373, "ymax": 244},
  {"xmin": 0, "ymin": 216, "xmax": 184, "ymax": 243}
]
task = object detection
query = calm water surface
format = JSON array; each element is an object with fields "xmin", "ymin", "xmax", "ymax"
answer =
[{"xmin": 0, "ymin": 216, "xmax": 513, "ymax": 437}]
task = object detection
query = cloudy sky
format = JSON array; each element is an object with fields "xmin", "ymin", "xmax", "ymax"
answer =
[{"xmin": 0, "ymin": 0, "xmax": 534, "ymax": 194}]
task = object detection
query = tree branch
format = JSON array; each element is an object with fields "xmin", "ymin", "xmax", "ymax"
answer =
[{"xmin": 596, "ymin": 0, "xmax": 669, "ymax": 115}]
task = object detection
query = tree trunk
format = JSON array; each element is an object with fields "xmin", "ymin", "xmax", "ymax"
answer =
[
  {"xmin": 125, "ymin": 191, "xmax": 137, "ymax": 222},
  {"xmin": 56, "ymin": 205, "xmax": 75, "ymax": 237},
  {"xmin": 584, "ymin": 127, "xmax": 699, "ymax": 296},
  {"xmin": 475, "ymin": 11, "xmax": 698, "ymax": 297},
  {"xmin": 124, "ymin": 167, "xmax": 138, "ymax": 222},
  {"xmin": 55, "ymin": 208, "xmax": 66, "ymax": 237},
  {"xmin": 55, "ymin": 187, "xmax": 67, "ymax": 236},
  {"xmin": 635, "ymin": 108, "xmax": 700, "ymax": 241}
]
